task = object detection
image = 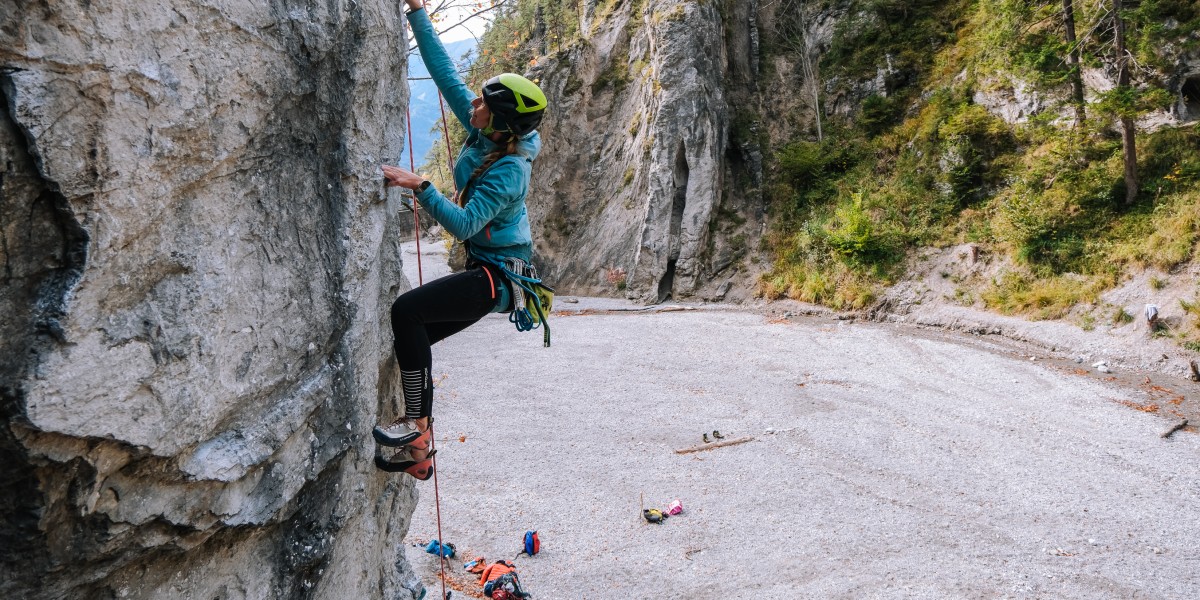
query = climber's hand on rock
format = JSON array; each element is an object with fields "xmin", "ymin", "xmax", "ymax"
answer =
[
  {"xmin": 382, "ymin": 165, "xmax": 423, "ymax": 190},
  {"xmin": 404, "ymin": 0, "xmax": 424, "ymax": 11}
]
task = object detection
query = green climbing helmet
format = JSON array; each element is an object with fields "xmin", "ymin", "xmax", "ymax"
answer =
[{"xmin": 481, "ymin": 73, "xmax": 548, "ymax": 137}]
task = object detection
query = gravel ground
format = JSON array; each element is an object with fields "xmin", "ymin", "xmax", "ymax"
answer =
[{"xmin": 397, "ymin": 242, "xmax": 1200, "ymax": 600}]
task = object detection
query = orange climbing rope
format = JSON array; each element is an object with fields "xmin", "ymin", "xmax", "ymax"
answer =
[
  {"xmin": 427, "ymin": 89, "xmax": 459, "ymax": 600},
  {"xmin": 400, "ymin": 6, "xmax": 471, "ymax": 597},
  {"xmin": 405, "ymin": 86, "xmax": 460, "ymax": 600}
]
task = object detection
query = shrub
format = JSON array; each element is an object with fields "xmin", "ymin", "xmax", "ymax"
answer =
[{"xmin": 860, "ymin": 94, "xmax": 903, "ymax": 135}]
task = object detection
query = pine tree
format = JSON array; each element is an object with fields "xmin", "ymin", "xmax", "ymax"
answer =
[
  {"xmin": 1062, "ymin": 0, "xmax": 1086, "ymax": 129},
  {"xmin": 1113, "ymin": 0, "xmax": 1139, "ymax": 204}
]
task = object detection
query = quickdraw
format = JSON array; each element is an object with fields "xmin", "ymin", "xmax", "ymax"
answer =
[{"xmin": 496, "ymin": 257, "xmax": 552, "ymax": 347}]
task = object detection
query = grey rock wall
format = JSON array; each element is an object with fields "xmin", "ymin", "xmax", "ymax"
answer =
[
  {"xmin": 1, "ymin": 1, "xmax": 423, "ymax": 598},
  {"xmin": 523, "ymin": 0, "xmax": 844, "ymax": 303},
  {"xmin": 528, "ymin": 0, "xmax": 765, "ymax": 303},
  {"xmin": 526, "ymin": 0, "xmax": 1196, "ymax": 304}
]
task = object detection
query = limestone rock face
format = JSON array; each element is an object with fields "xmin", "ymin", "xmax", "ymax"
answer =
[
  {"xmin": 1, "ymin": 2, "xmax": 422, "ymax": 598},
  {"xmin": 524, "ymin": 0, "xmax": 845, "ymax": 303},
  {"xmin": 528, "ymin": 0, "xmax": 766, "ymax": 303},
  {"xmin": 523, "ymin": 1, "xmax": 1199, "ymax": 304}
]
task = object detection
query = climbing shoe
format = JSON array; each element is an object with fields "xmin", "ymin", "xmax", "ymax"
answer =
[
  {"xmin": 373, "ymin": 417, "xmax": 431, "ymax": 449},
  {"xmin": 375, "ymin": 449, "xmax": 436, "ymax": 480}
]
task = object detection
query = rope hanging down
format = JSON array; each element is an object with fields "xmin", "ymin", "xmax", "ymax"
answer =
[
  {"xmin": 406, "ymin": 88, "xmax": 460, "ymax": 600},
  {"xmin": 403, "ymin": 102, "xmax": 447, "ymax": 600},
  {"xmin": 429, "ymin": 89, "xmax": 462, "ymax": 600}
]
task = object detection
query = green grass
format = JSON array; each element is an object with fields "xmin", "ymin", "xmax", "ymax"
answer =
[
  {"xmin": 1113, "ymin": 306, "xmax": 1135, "ymax": 325},
  {"xmin": 761, "ymin": 0, "xmax": 1200, "ymax": 320}
]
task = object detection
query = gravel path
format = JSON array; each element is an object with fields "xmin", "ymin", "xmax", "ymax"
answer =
[{"xmin": 397, "ymin": 242, "xmax": 1200, "ymax": 599}]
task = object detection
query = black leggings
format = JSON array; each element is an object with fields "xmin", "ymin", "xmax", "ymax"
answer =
[{"xmin": 390, "ymin": 265, "xmax": 503, "ymax": 417}]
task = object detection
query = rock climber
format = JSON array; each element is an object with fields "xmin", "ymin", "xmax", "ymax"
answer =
[{"xmin": 376, "ymin": 0, "xmax": 548, "ymax": 479}]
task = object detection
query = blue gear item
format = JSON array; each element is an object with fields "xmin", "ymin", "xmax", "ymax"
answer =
[
  {"xmin": 424, "ymin": 540, "xmax": 456, "ymax": 558},
  {"xmin": 522, "ymin": 530, "xmax": 539, "ymax": 556}
]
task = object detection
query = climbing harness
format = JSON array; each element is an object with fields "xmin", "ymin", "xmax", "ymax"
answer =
[{"xmin": 450, "ymin": 154, "xmax": 555, "ymax": 347}]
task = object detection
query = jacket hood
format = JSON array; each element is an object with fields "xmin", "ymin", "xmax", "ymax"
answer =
[
  {"xmin": 514, "ymin": 130, "xmax": 542, "ymax": 161},
  {"xmin": 475, "ymin": 128, "xmax": 542, "ymax": 161}
]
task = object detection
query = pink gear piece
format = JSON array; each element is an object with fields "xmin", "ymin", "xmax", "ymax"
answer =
[{"xmin": 666, "ymin": 500, "xmax": 683, "ymax": 516}]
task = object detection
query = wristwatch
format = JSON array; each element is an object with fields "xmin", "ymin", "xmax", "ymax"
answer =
[{"xmin": 416, "ymin": 180, "xmax": 431, "ymax": 193}]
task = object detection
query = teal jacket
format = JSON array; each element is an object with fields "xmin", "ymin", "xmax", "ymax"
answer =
[{"xmin": 407, "ymin": 7, "xmax": 540, "ymax": 271}]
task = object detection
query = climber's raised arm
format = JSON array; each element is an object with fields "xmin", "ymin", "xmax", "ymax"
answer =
[{"xmin": 404, "ymin": 0, "xmax": 475, "ymax": 130}]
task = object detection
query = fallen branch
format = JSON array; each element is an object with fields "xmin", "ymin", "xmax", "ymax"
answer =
[
  {"xmin": 675, "ymin": 436, "xmax": 754, "ymax": 455},
  {"xmin": 1161, "ymin": 419, "xmax": 1188, "ymax": 439}
]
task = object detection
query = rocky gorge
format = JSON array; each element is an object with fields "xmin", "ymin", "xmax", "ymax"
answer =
[
  {"xmin": 4, "ymin": 0, "xmax": 1200, "ymax": 598},
  {"xmin": 518, "ymin": 0, "xmax": 1200, "ymax": 312}
]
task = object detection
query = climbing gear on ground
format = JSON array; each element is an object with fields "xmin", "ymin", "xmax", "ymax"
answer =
[
  {"xmin": 424, "ymin": 539, "xmax": 456, "ymax": 558},
  {"xmin": 666, "ymin": 499, "xmax": 684, "ymax": 516},
  {"xmin": 519, "ymin": 530, "xmax": 539, "ymax": 557},
  {"xmin": 481, "ymin": 73, "xmax": 547, "ymax": 137},
  {"xmin": 375, "ymin": 448, "xmax": 437, "ymax": 480},
  {"xmin": 643, "ymin": 508, "xmax": 666, "ymax": 524},
  {"xmin": 479, "ymin": 560, "xmax": 515, "ymax": 585},
  {"xmin": 373, "ymin": 417, "xmax": 432, "ymax": 449},
  {"xmin": 702, "ymin": 432, "xmax": 711, "ymax": 443},
  {"xmin": 464, "ymin": 557, "xmax": 487, "ymax": 573},
  {"xmin": 481, "ymin": 563, "xmax": 530, "ymax": 599},
  {"xmin": 712, "ymin": 430, "xmax": 725, "ymax": 439}
]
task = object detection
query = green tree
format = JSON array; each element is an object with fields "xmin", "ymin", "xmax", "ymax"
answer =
[
  {"xmin": 1062, "ymin": 0, "xmax": 1085, "ymax": 128},
  {"xmin": 1112, "ymin": 0, "xmax": 1139, "ymax": 204}
]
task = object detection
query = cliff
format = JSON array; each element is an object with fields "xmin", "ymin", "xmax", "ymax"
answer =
[
  {"xmin": 493, "ymin": 0, "xmax": 1199, "ymax": 321},
  {"xmin": 526, "ymin": 0, "xmax": 759, "ymax": 303},
  {"xmin": 1, "ymin": 1, "xmax": 425, "ymax": 598},
  {"xmin": 516, "ymin": 0, "xmax": 871, "ymax": 302}
]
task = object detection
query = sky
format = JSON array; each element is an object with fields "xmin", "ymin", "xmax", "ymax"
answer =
[
  {"xmin": 400, "ymin": 3, "xmax": 487, "ymax": 169},
  {"xmin": 429, "ymin": 3, "xmax": 492, "ymax": 43}
]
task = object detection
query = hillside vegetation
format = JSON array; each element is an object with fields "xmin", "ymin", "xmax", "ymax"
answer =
[
  {"xmin": 448, "ymin": 0, "xmax": 1200, "ymax": 346},
  {"xmin": 759, "ymin": 0, "xmax": 1200, "ymax": 347}
]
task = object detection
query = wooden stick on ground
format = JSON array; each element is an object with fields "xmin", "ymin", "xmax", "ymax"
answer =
[
  {"xmin": 1161, "ymin": 419, "xmax": 1188, "ymax": 439},
  {"xmin": 675, "ymin": 436, "xmax": 755, "ymax": 455}
]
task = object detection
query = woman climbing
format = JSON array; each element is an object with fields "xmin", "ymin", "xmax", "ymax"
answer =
[{"xmin": 376, "ymin": 0, "xmax": 548, "ymax": 479}]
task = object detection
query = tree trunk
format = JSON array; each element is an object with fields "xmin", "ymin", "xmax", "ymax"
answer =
[
  {"xmin": 801, "ymin": 42, "xmax": 823, "ymax": 142},
  {"xmin": 1113, "ymin": 0, "xmax": 1139, "ymax": 204},
  {"xmin": 795, "ymin": 1, "xmax": 823, "ymax": 142},
  {"xmin": 1063, "ymin": 0, "xmax": 1086, "ymax": 128}
]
